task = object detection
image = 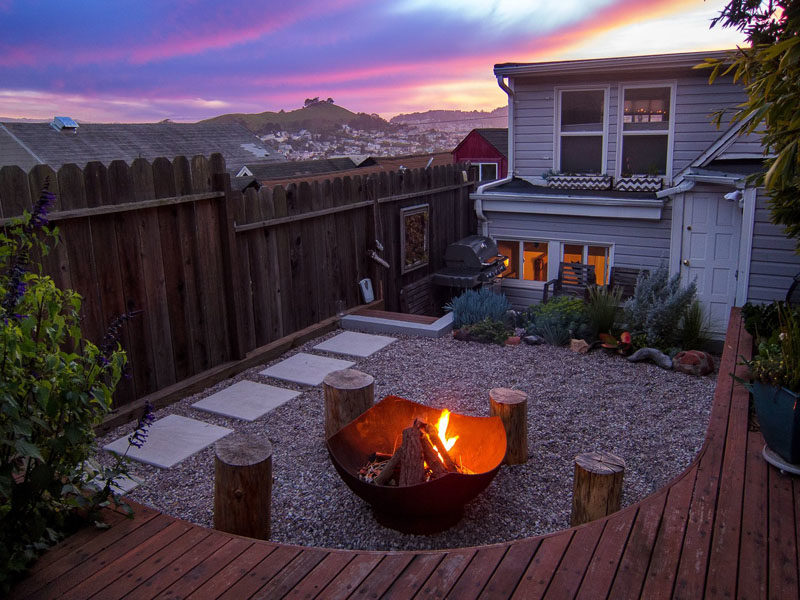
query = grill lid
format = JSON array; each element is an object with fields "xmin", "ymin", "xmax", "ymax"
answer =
[{"xmin": 443, "ymin": 235, "xmax": 504, "ymax": 270}]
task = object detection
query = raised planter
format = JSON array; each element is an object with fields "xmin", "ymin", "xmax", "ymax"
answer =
[
  {"xmin": 614, "ymin": 175, "xmax": 663, "ymax": 192},
  {"xmin": 547, "ymin": 174, "xmax": 613, "ymax": 191},
  {"xmin": 751, "ymin": 381, "xmax": 800, "ymax": 464}
]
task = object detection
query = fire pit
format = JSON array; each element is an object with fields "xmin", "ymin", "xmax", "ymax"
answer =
[{"xmin": 326, "ymin": 395, "xmax": 507, "ymax": 531}]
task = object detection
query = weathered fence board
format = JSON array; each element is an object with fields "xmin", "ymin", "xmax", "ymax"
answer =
[{"xmin": 0, "ymin": 158, "xmax": 476, "ymax": 408}]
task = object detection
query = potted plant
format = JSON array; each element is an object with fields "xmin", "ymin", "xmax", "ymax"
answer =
[
  {"xmin": 742, "ymin": 303, "xmax": 800, "ymax": 464},
  {"xmin": 542, "ymin": 170, "xmax": 613, "ymax": 191},
  {"xmin": 614, "ymin": 163, "xmax": 664, "ymax": 192}
]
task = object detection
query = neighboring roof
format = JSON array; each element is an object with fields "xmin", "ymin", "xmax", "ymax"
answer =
[
  {"xmin": 258, "ymin": 152, "xmax": 454, "ymax": 188},
  {"xmin": 0, "ymin": 121, "xmax": 284, "ymax": 173},
  {"xmin": 241, "ymin": 157, "xmax": 359, "ymax": 180},
  {"xmin": 494, "ymin": 49, "xmax": 733, "ymax": 79},
  {"xmin": 453, "ymin": 128, "xmax": 508, "ymax": 158}
]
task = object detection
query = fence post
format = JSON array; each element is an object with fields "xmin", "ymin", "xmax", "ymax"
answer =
[{"xmin": 211, "ymin": 155, "xmax": 248, "ymax": 360}]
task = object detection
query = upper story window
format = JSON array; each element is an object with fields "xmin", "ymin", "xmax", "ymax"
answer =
[
  {"xmin": 556, "ymin": 89, "xmax": 607, "ymax": 174},
  {"xmin": 620, "ymin": 85, "xmax": 673, "ymax": 176}
]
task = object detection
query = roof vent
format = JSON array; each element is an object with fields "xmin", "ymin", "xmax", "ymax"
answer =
[{"xmin": 51, "ymin": 116, "xmax": 79, "ymax": 131}]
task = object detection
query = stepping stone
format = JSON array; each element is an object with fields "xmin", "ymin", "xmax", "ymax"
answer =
[
  {"xmin": 103, "ymin": 414, "xmax": 232, "ymax": 469},
  {"xmin": 192, "ymin": 380, "xmax": 301, "ymax": 421},
  {"xmin": 260, "ymin": 352, "xmax": 355, "ymax": 386},
  {"xmin": 313, "ymin": 331, "xmax": 396, "ymax": 358},
  {"xmin": 82, "ymin": 461, "xmax": 142, "ymax": 494}
]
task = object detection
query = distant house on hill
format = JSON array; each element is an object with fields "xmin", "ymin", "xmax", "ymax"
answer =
[
  {"xmin": 452, "ymin": 128, "xmax": 508, "ymax": 181},
  {"xmin": 0, "ymin": 118, "xmax": 284, "ymax": 176}
]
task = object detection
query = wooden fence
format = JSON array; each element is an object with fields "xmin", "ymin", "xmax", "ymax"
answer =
[{"xmin": 0, "ymin": 155, "xmax": 476, "ymax": 408}]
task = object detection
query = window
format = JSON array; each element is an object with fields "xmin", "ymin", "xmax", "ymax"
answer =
[
  {"xmin": 563, "ymin": 244, "xmax": 609, "ymax": 285},
  {"xmin": 497, "ymin": 240, "xmax": 549, "ymax": 282},
  {"xmin": 620, "ymin": 86, "xmax": 672, "ymax": 176},
  {"xmin": 477, "ymin": 162, "xmax": 498, "ymax": 181},
  {"xmin": 557, "ymin": 89, "xmax": 606, "ymax": 173}
]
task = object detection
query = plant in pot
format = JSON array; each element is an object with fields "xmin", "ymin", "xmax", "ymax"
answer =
[{"xmin": 742, "ymin": 303, "xmax": 800, "ymax": 465}]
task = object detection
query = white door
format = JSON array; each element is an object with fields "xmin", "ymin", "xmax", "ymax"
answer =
[{"xmin": 681, "ymin": 192, "xmax": 742, "ymax": 336}]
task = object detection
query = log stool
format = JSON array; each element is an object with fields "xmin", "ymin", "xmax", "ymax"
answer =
[
  {"xmin": 214, "ymin": 434, "xmax": 272, "ymax": 539},
  {"xmin": 323, "ymin": 368, "xmax": 375, "ymax": 439},
  {"xmin": 489, "ymin": 387, "xmax": 528, "ymax": 465},
  {"xmin": 570, "ymin": 451, "xmax": 625, "ymax": 526}
]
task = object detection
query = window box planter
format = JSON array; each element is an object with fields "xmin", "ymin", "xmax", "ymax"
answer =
[
  {"xmin": 614, "ymin": 175, "xmax": 663, "ymax": 192},
  {"xmin": 751, "ymin": 381, "xmax": 800, "ymax": 464},
  {"xmin": 547, "ymin": 174, "xmax": 612, "ymax": 191}
]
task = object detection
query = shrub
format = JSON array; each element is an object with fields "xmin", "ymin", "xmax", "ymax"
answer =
[
  {"xmin": 462, "ymin": 318, "xmax": 512, "ymax": 344},
  {"xmin": 679, "ymin": 300, "xmax": 712, "ymax": 351},
  {"xmin": 0, "ymin": 185, "xmax": 129, "ymax": 590},
  {"xmin": 585, "ymin": 285, "xmax": 622, "ymax": 337},
  {"xmin": 622, "ymin": 265, "xmax": 696, "ymax": 351},
  {"xmin": 445, "ymin": 287, "xmax": 510, "ymax": 328},
  {"xmin": 525, "ymin": 296, "xmax": 591, "ymax": 344},
  {"xmin": 741, "ymin": 301, "xmax": 784, "ymax": 344}
]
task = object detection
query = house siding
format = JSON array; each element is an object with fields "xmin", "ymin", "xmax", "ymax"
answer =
[
  {"xmin": 511, "ymin": 73, "xmax": 746, "ymax": 181},
  {"xmin": 485, "ymin": 205, "xmax": 673, "ymax": 307},
  {"xmin": 747, "ymin": 189, "xmax": 800, "ymax": 303}
]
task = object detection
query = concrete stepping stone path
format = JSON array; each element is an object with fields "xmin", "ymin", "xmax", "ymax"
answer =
[
  {"xmin": 312, "ymin": 330, "xmax": 396, "ymax": 358},
  {"xmin": 103, "ymin": 414, "xmax": 232, "ymax": 469},
  {"xmin": 259, "ymin": 352, "xmax": 355, "ymax": 386},
  {"xmin": 192, "ymin": 380, "xmax": 301, "ymax": 421}
]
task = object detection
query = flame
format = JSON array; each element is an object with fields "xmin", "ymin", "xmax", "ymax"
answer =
[{"xmin": 436, "ymin": 409, "xmax": 458, "ymax": 452}]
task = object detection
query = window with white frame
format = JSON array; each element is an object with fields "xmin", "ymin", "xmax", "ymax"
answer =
[
  {"xmin": 557, "ymin": 89, "xmax": 606, "ymax": 174},
  {"xmin": 477, "ymin": 162, "xmax": 498, "ymax": 181},
  {"xmin": 620, "ymin": 85, "xmax": 672, "ymax": 176},
  {"xmin": 495, "ymin": 239, "xmax": 611, "ymax": 285}
]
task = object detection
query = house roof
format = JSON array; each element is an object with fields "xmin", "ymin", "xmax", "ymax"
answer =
[
  {"xmin": 0, "ymin": 121, "xmax": 284, "ymax": 174},
  {"xmin": 453, "ymin": 128, "xmax": 508, "ymax": 158},
  {"xmin": 241, "ymin": 157, "xmax": 359, "ymax": 180},
  {"xmin": 494, "ymin": 49, "xmax": 733, "ymax": 79}
]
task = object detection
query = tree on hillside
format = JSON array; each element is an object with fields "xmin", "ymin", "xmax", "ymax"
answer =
[{"xmin": 704, "ymin": 1, "xmax": 800, "ymax": 250}]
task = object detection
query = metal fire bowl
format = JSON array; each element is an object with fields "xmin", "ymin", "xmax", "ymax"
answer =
[{"xmin": 326, "ymin": 395, "xmax": 507, "ymax": 517}]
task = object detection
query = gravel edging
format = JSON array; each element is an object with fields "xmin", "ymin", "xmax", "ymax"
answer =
[{"xmin": 96, "ymin": 329, "xmax": 716, "ymax": 551}]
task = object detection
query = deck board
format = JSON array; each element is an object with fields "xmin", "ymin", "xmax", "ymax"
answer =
[{"xmin": 12, "ymin": 308, "xmax": 800, "ymax": 599}]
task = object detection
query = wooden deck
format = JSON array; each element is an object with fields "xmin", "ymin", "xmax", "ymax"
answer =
[
  {"xmin": 11, "ymin": 308, "xmax": 800, "ymax": 599},
  {"xmin": 353, "ymin": 308, "xmax": 440, "ymax": 325}
]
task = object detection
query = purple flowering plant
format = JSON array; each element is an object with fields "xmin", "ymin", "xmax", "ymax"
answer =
[{"xmin": 0, "ymin": 183, "xmax": 132, "ymax": 588}]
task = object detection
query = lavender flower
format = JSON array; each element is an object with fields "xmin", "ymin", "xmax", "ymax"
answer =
[{"xmin": 127, "ymin": 401, "xmax": 154, "ymax": 449}]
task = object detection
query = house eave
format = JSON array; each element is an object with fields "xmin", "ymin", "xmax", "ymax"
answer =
[{"xmin": 471, "ymin": 190, "xmax": 665, "ymax": 221}]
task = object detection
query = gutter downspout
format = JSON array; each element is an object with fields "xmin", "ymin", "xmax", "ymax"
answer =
[
  {"xmin": 656, "ymin": 180, "xmax": 694, "ymax": 199},
  {"xmin": 475, "ymin": 74, "xmax": 515, "ymax": 236}
]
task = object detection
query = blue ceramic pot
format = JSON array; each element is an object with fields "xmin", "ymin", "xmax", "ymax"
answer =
[{"xmin": 751, "ymin": 381, "xmax": 800, "ymax": 464}]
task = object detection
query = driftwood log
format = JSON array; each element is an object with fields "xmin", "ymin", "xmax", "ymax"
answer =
[
  {"xmin": 570, "ymin": 451, "xmax": 625, "ymax": 526},
  {"xmin": 489, "ymin": 388, "xmax": 528, "ymax": 465},
  {"xmin": 323, "ymin": 368, "xmax": 374, "ymax": 439},
  {"xmin": 213, "ymin": 434, "xmax": 272, "ymax": 539}
]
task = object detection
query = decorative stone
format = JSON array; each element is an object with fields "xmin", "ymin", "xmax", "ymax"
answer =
[
  {"xmin": 570, "ymin": 339, "xmax": 590, "ymax": 354},
  {"xmin": 627, "ymin": 348, "xmax": 673, "ymax": 370},
  {"xmin": 673, "ymin": 350, "xmax": 715, "ymax": 376},
  {"xmin": 505, "ymin": 336, "xmax": 521, "ymax": 346},
  {"xmin": 453, "ymin": 328, "xmax": 470, "ymax": 341},
  {"xmin": 523, "ymin": 335, "xmax": 545, "ymax": 346}
]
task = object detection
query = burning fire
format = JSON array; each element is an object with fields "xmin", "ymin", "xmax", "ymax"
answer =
[{"xmin": 436, "ymin": 410, "xmax": 458, "ymax": 452}]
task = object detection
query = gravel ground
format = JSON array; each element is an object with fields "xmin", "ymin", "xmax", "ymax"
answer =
[{"xmin": 96, "ymin": 329, "xmax": 717, "ymax": 551}]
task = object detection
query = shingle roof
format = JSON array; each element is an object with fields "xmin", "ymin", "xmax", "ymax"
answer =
[
  {"xmin": 0, "ymin": 121, "xmax": 284, "ymax": 174},
  {"xmin": 242, "ymin": 157, "xmax": 358, "ymax": 180},
  {"xmin": 474, "ymin": 128, "xmax": 508, "ymax": 157}
]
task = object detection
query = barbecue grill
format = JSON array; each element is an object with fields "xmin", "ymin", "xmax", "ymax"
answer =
[{"xmin": 431, "ymin": 235, "xmax": 507, "ymax": 288}]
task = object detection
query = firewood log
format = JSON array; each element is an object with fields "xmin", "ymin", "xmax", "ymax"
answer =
[
  {"xmin": 398, "ymin": 426, "xmax": 427, "ymax": 486},
  {"xmin": 415, "ymin": 419, "xmax": 458, "ymax": 472}
]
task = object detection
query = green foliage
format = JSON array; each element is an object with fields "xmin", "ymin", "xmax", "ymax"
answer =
[
  {"xmin": 0, "ymin": 186, "xmax": 130, "ymax": 591},
  {"xmin": 444, "ymin": 287, "xmax": 510, "ymax": 328},
  {"xmin": 703, "ymin": 1, "xmax": 800, "ymax": 250},
  {"xmin": 745, "ymin": 303, "xmax": 800, "ymax": 392},
  {"xmin": 622, "ymin": 265, "xmax": 697, "ymax": 351},
  {"xmin": 461, "ymin": 318, "xmax": 512, "ymax": 345},
  {"xmin": 524, "ymin": 296, "xmax": 591, "ymax": 345},
  {"xmin": 679, "ymin": 300, "xmax": 713, "ymax": 351},
  {"xmin": 600, "ymin": 331, "xmax": 633, "ymax": 355},
  {"xmin": 741, "ymin": 300, "xmax": 784, "ymax": 343},
  {"xmin": 585, "ymin": 285, "xmax": 623, "ymax": 337}
]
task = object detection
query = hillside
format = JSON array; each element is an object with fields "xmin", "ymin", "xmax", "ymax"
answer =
[
  {"xmin": 201, "ymin": 101, "xmax": 391, "ymax": 134},
  {"xmin": 389, "ymin": 107, "xmax": 507, "ymax": 131}
]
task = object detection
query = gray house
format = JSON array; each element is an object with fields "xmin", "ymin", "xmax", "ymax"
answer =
[{"xmin": 472, "ymin": 50, "xmax": 800, "ymax": 335}]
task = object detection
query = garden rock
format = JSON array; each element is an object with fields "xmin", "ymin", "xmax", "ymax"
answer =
[
  {"xmin": 523, "ymin": 335, "xmax": 545, "ymax": 346},
  {"xmin": 570, "ymin": 339, "xmax": 590, "ymax": 354},
  {"xmin": 628, "ymin": 348, "xmax": 673, "ymax": 370},
  {"xmin": 672, "ymin": 350, "xmax": 715, "ymax": 376},
  {"xmin": 505, "ymin": 336, "xmax": 521, "ymax": 346}
]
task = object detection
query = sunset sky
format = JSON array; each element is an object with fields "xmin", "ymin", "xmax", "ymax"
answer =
[{"xmin": 0, "ymin": 0, "xmax": 745, "ymax": 123}]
